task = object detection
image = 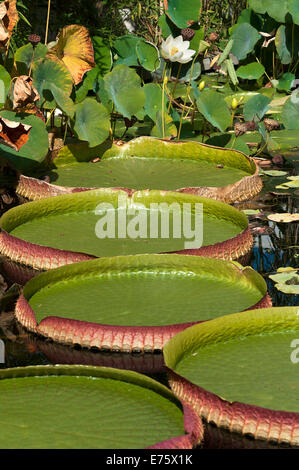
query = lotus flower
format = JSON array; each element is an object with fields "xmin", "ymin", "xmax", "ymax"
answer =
[{"xmin": 160, "ymin": 35, "xmax": 196, "ymax": 64}]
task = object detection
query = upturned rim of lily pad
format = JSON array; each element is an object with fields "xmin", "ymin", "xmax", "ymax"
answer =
[
  {"xmin": 16, "ymin": 137, "xmax": 262, "ymax": 204},
  {"xmin": 14, "ymin": 254, "xmax": 271, "ymax": 352},
  {"xmin": 0, "ymin": 188, "xmax": 254, "ymax": 284},
  {"xmin": 0, "ymin": 364, "xmax": 204, "ymax": 449},
  {"xmin": 163, "ymin": 307, "xmax": 299, "ymax": 446}
]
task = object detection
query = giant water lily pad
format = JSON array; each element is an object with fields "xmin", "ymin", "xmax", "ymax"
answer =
[
  {"xmin": 0, "ymin": 189, "xmax": 253, "ymax": 283},
  {"xmin": 15, "ymin": 254, "xmax": 270, "ymax": 351},
  {"xmin": 164, "ymin": 307, "xmax": 299, "ymax": 446},
  {"xmin": 0, "ymin": 365, "xmax": 202, "ymax": 448},
  {"xmin": 16, "ymin": 137, "xmax": 262, "ymax": 204}
]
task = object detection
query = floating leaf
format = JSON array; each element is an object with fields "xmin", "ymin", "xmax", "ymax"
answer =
[
  {"xmin": 73, "ymin": 98, "xmax": 110, "ymax": 148},
  {"xmin": 236, "ymin": 62, "xmax": 265, "ymax": 80},
  {"xmin": 267, "ymin": 213, "xmax": 299, "ymax": 223},
  {"xmin": 244, "ymin": 94, "xmax": 271, "ymax": 122},
  {"xmin": 196, "ymin": 90, "xmax": 231, "ymax": 132},
  {"xmin": 231, "ymin": 23, "xmax": 261, "ymax": 60},
  {"xmin": 164, "ymin": 0, "xmax": 202, "ymax": 29},
  {"xmin": 47, "ymin": 25, "xmax": 95, "ymax": 85},
  {"xmin": 269, "ymin": 268, "xmax": 299, "ymax": 295},
  {"xmin": 103, "ymin": 64, "xmax": 145, "ymax": 119},
  {"xmin": 261, "ymin": 170, "xmax": 288, "ymax": 176}
]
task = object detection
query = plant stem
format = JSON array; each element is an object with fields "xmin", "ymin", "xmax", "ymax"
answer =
[
  {"xmin": 177, "ymin": 53, "xmax": 198, "ymax": 139},
  {"xmin": 4, "ymin": 37, "xmax": 11, "ymax": 68},
  {"xmin": 45, "ymin": 0, "xmax": 51, "ymax": 45},
  {"xmin": 28, "ymin": 48, "xmax": 36, "ymax": 77},
  {"xmin": 161, "ymin": 61, "xmax": 167, "ymax": 139},
  {"xmin": 167, "ymin": 63, "xmax": 181, "ymax": 113}
]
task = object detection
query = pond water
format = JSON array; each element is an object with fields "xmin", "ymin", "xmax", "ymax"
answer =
[{"xmin": 0, "ymin": 167, "xmax": 298, "ymax": 449}]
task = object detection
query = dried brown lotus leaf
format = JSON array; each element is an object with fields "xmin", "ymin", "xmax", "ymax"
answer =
[{"xmin": 0, "ymin": 115, "xmax": 31, "ymax": 151}]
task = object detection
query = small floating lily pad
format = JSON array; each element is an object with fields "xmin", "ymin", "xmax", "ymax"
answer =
[
  {"xmin": 269, "ymin": 268, "xmax": 299, "ymax": 295},
  {"xmin": 0, "ymin": 365, "xmax": 201, "ymax": 449},
  {"xmin": 164, "ymin": 307, "xmax": 299, "ymax": 445}
]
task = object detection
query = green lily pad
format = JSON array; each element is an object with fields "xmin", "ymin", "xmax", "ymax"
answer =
[
  {"xmin": 45, "ymin": 137, "xmax": 256, "ymax": 193},
  {"xmin": 269, "ymin": 268, "xmax": 299, "ymax": 294},
  {"xmin": 0, "ymin": 365, "xmax": 196, "ymax": 449},
  {"xmin": 261, "ymin": 170, "xmax": 288, "ymax": 176},
  {"xmin": 1, "ymin": 189, "xmax": 250, "ymax": 259},
  {"xmin": 164, "ymin": 307, "xmax": 299, "ymax": 444},
  {"xmin": 22, "ymin": 255, "xmax": 267, "ymax": 330}
]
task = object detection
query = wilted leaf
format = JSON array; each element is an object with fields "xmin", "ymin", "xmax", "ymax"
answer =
[
  {"xmin": 13, "ymin": 75, "xmax": 40, "ymax": 110},
  {"xmin": 0, "ymin": 110, "xmax": 48, "ymax": 170},
  {"xmin": 47, "ymin": 25, "xmax": 95, "ymax": 85},
  {"xmin": 0, "ymin": 0, "xmax": 18, "ymax": 48},
  {"xmin": 0, "ymin": 115, "xmax": 31, "ymax": 150},
  {"xmin": 267, "ymin": 213, "xmax": 299, "ymax": 223}
]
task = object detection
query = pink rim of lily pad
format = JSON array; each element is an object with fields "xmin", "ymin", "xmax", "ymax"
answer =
[
  {"xmin": 164, "ymin": 308, "xmax": 299, "ymax": 446},
  {"xmin": 0, "ymin": 188, "xmax": 254, "ymax": 284},
  {"xmin": 14, "ymin": 255, "xmax": 271, "ymax": 352},
  {"xmin": 16, "ymin": 137, "xmax": 262, "ymax": 204},
  {"xmin": 0, "ymin": 365, "xmax": 204, "ymax": 449}
]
